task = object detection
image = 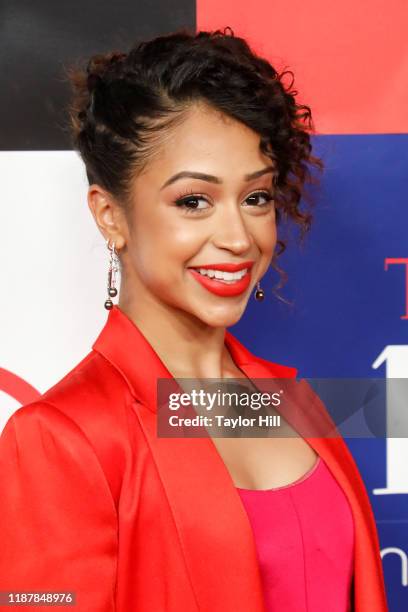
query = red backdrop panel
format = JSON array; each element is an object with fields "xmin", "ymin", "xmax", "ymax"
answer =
[{"xmin": 196, "ymin": 0, "xmax": 408, "ymax": 135}]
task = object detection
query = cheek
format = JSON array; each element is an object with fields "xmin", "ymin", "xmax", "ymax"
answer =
[
  {"xmin": 159, "ymin": 222, "xmax": 208, "ymax": 268},
  {"xmin": 130, "ymin": 213, "xmax": 206, "ymax": 281},
  {"xmin": 254, "ymin": 216, "xmax": 277, "ymax": 256}
]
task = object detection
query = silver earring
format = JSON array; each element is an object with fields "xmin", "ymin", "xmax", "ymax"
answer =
[
  {"xmin": 104, "ymin": 239, "xmax": 120, "ymax": 310},
  {"xmin": 254, "ymin": 281, "xmax": 265, "ymax": 301}
]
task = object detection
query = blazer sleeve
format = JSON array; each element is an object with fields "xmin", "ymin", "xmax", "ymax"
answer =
[{"xmin": 0, "ymin": 401, "xmax": 118, "ymax": 611}]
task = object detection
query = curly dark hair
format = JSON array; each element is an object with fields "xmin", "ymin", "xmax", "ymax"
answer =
[{"xmin": 64, "ymin": 26, "xmax": 324, "ymax": 302}]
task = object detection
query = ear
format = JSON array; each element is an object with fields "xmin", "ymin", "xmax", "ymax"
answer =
[{"xmin": 87, "ymin": 185, "xmax": 127, "ymax": 249}]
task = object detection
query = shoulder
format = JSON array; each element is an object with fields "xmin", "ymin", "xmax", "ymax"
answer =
[
  {"xmin": 1, "ymin": 400, "xmax": 111, "ymax": 493},
  {"xmin": 4, "ymin": 350, "xmax": 134, "ymax": 504},
  {"xmin": 39, "ymin": 349, "xmax": 131, "ymax": 419},
  {"xmin": 2, "ymin": 399, "xmax": 100, "ymax": 460},
  {"xmin": 28, "ymin": 349, "xmax": 131, "ymax": 456},
  {"xmin": 15, "ymin": 350, "xmax": 135, "ymax": 454}
]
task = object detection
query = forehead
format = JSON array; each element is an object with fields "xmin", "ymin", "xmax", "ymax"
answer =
[{"xmin": 137, "ymin": 101, "xmax": 272, "ymax": 185}]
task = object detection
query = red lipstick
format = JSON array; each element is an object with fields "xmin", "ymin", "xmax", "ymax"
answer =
[{"xmin": 187, "ymin": 261, "xmax": 255, "ymax": 297}]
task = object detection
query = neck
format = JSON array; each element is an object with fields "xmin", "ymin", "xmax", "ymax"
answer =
[{"xmin": 118, "ymin": 285, "xmax": 240, "ymax": 380}]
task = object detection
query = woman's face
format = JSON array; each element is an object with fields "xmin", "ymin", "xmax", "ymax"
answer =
[{"xmin": 112, "ymin": 102, "xmax": 277, "ymax": 328}]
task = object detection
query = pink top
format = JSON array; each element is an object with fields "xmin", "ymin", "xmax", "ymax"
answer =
[{"xmin": 236, "ymin": 456, "xmax": 354, "ymax": 612}]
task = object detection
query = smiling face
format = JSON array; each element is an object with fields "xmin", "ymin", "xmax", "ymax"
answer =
[{"xmin": 92, "ymin": 101, "xmax": 278, "ymax": 329}]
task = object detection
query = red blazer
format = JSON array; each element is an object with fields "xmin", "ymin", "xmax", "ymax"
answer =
[{"xmin": 0, "ymin": 305, "xmax": 388, "ymax": 611}]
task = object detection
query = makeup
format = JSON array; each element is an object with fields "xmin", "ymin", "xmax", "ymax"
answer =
[{"xmin": 187, "ymin": 261, "xmax": 254, "ymax": 297}]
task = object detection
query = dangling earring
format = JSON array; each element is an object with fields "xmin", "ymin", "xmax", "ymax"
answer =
[
  {"xmin": 254, "ymin": 281, "xmax": 265, "ymax": 301},
  {"xmin": 104, "ymin": 239, "xmax": 120, "ymax": 310}
]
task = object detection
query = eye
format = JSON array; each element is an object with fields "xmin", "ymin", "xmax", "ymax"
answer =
[
  {"xmin": 173, "ymin": 189, "xmax": 275, "ymax": 215},
  {"xmin": 244, "ymin": 190, "xmax": 275, "ymax": 207},
  {"xmin": 174, "ymin": 190, "xmax": 211, "ymax": 214}
]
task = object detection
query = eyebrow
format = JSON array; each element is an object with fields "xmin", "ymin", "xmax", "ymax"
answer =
[{"xmin": 160, "ymin": 166, "xmax": 276, "ymax": 191}]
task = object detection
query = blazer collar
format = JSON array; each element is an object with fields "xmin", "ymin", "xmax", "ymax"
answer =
[{"xmin": 92, "ymin": 304, "xmax": 293, "ymax": 411}]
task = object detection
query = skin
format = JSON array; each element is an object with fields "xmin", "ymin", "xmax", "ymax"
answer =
[
  {"xmin": 88, "ymin": 101, "xmax": 277, "ymax": 380},
  {"xmin": 88, "ymin": 100, "xmax": 318, "ymax": 489}
]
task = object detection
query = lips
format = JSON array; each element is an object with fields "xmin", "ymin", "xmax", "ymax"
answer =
[{"xmin": 187, "ymin": 261, "xmax": 255, "ymax": 297}]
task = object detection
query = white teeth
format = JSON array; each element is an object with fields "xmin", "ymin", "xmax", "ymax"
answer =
[{"xmin": 196, "ymin": 268, "xmax": 248, "ymax": 282}]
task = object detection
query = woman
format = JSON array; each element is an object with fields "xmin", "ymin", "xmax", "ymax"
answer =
[{"xmin": 0, "ymin": 28, "xmax": 387, "ymax": 611}]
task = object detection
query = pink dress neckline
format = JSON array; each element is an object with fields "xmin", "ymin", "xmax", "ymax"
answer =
[{"xmin": 236, "ymin": 455, "xmax": 321, "ymax": 492}]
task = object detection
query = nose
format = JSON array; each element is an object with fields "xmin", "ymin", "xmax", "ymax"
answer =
[{"xmin": 211, "ymin": 202, "xmax": 253, "ymax": 254}]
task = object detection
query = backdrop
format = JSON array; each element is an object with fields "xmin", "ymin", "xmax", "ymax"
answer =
[{"xmin": 1, "ymin": 1, "xmax": 407, "ymax": 609}]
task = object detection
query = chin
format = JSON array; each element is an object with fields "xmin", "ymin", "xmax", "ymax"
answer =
[{"xmin": 195, "ymin": 303, "xmax": 247, "ymax": 328}]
